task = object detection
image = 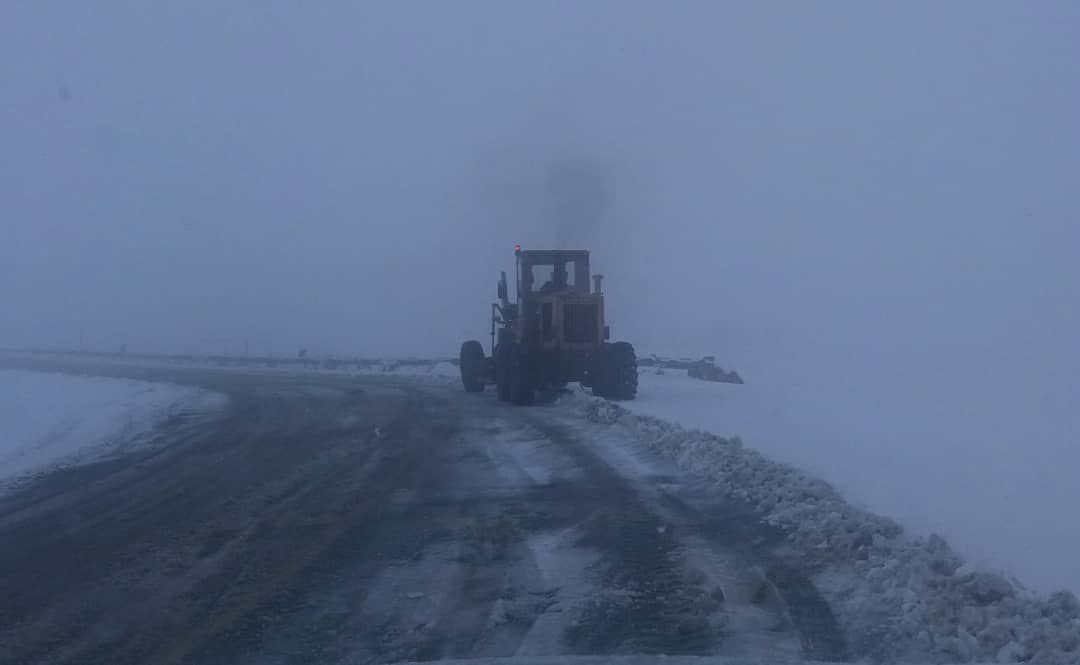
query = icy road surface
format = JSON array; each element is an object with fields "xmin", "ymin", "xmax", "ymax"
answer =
[
  {"xmin": 0, "ymin": 357, "xmax": 1075, "ymax": 665},
  {"xmin": 0, "ymin": 359, "xmax": 841, "ymax": 665}
]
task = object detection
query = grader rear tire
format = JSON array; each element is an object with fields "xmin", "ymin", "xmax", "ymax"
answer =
[
  {"xmin": 593, "ymin": 342, "xmax": 638, "ymax": 401},
  {"xmin": 459, "ymin": 340, "xmax": 486, "ymax": 393}
]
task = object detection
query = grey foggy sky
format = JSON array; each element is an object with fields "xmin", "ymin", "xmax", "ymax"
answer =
[{"xmin": 2, "ymin": 1, "xmax": 1077, "ymax": 364}]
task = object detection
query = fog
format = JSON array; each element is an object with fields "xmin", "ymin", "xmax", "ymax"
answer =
[{"xmin": 2, "ymin": 4, "xmax": 1078, "ymax": 590}]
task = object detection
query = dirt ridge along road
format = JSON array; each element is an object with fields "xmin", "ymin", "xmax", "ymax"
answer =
[{"xmin": 0, "ymin": 362, "xmax": 845, "ymax": 664}]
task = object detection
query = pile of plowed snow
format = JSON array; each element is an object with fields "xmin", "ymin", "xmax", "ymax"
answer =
[
  {"xmin": 0, "ymin": 369, "xmax": 226, "ymax": 491},
  {"xmin": 579, "ymin": 397, "xmax": 1079, "ymax": 664},
  {"xmin": 359, "ymin": 359, "xmax": 459, "ymax": 382},
  {"xmin": 630, "ymin": 367, "xmax": 1080, "ymax": 598}
]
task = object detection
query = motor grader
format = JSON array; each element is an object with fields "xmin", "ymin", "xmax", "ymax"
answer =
[{"xmin": 459, "ymin": 246, "xmax": 637, "ymax": 405}]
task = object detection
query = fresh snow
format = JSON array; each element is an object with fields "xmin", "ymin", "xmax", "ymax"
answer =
[
  {"xmin": 364, "ymin": 359, "xmax": 460, "ymax": 379},
  {"xmin": 627, "ymin": 368, "xmax": 1080, "ymax": 599},
  {"xmin": 0, "ymin": 369, "xmax": 225, "ymax": 490}
]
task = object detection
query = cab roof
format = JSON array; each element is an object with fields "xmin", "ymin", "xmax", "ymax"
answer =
[{"xmin": 518, "ymin": 249, "xmax": 590, "ymax": 264}]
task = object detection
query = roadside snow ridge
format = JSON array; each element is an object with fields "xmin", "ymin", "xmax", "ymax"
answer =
[
  {"xmin": 0, "ymin": 369, "xmax": 226, "ymax": 492},
  {"xmin": 581, "ymin": 398, "xmax": 1080, "ymax": 665}
]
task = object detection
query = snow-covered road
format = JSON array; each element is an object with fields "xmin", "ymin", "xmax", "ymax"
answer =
[
  {"xmin": 1, "ymin": 356, "xmax": 1076, "ymax": 664},
  {"xmin": 0, "ymin": 361, "xmax": 846, "ymax": 665}
]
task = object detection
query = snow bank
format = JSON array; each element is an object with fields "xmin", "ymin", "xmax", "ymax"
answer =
[
  {"xmin": 580, "ymin": 397, "xmax": 1080, "ymax": 665},
  {"xmin": 357, "ymin": 359, "xmax": 460, "ymax": 384},
  {"xmin": 628, "ymin": 369, "xmax": 1080, "ymax": 599},
  {"xmin": 0, "ymin": 369, "xmax": 225, "ymax": 490}
]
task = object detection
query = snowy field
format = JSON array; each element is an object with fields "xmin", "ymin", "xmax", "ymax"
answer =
[
  {"xmin": 0, "ymin": 369, "xmax": 225, "ymax": 491},
  {"xmin": 627, "ymin": 368, "xmax": 1079, "ymax": 598}
]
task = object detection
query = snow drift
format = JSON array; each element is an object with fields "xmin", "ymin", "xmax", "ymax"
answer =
[{"xmin": 0, "ymin": 369, "xmax": 225, "ymax": 491}]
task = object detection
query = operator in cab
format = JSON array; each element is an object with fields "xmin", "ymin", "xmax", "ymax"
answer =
[{"xmin": 539, "ymin": 265, "xmax": 569, "ymax": 293}]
